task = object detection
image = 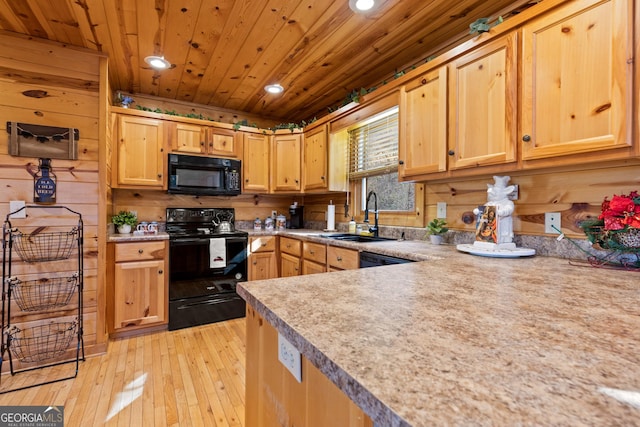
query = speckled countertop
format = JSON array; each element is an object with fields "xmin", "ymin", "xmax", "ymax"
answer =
[
  {"xmin": 107, "ymin": 231, "xmax": 170, "ymax": 242},
  {"xmin": 238, "ymin": 235, "xmax": 640, "ymax": 426}
]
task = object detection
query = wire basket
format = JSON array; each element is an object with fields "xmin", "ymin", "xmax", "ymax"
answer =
[
  {"xmin": 8, "ymin": 274, "xmax": 78, "ymax": 312},
  {"xmin": 11, "ymin": 227, "xmax": 79, "ymax": 262},
  {"xmin": 6, "ymin": 321, "xmax": 78, "ymax": 363}
]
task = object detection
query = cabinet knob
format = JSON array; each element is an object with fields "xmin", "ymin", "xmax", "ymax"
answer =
[
  {"xmin": 245, "ymin": 178, "xmax": 249, "ymax": 182},
  {"xmin": 321, "ymin": 176, "xmax": 325, "ymax": 180},
  {"xmin": 138, "ymin": 249, "xmax": 144, "ymax": 254},
  {"xmin": 522, "ymin": 134, "xmax": 531, "ymax": 142},
  {"xmin": 158, "ymin": 269, "xmax": 163, "ymax": 274},
  {"xmin": 157, "ymin": 174, "xmax": 162, "ymax": 178},
  {"xmin": 200, "ymin": 141, "xmax": 205, "ymax": 146},
  {"xmin": 310, "ymin": 250, "xmax": 315, "ymax": 254},
  {"xmin": 261, "ymin": 243, "xmax": 267, "ymax": 246},
  {"xmin": 399, "ymin": 160, "xmax": 404, "ymax": 165},
  {"xmin": 253, "ymin": 261, "xmax": 257, "ymax": 265},
  {"xmin": 448, "ymin": 150, "xmax": 455, "ymax": 156},
  {"xmin": 337, "ymin": 256, "xmax": 342, "ymax": 261},
  {"xmin": 295, "ymin": 179, "xmax": 299, "ymax": 184}
]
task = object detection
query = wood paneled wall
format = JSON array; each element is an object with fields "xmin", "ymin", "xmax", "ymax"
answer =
[
  {"xmin": 0, "ymin": 32, "xmax": 108, "ymax": 371},
  {"xmin": 423, "ymin": 165, "xmax": 640, "ymax": 238}
]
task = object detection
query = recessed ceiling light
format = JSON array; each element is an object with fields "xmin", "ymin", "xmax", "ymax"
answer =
[
  {"xmin": 349, "ymin": 0, "xmax": 375, "ymax": 12},
  {"xmin": 265, "ymin": 84, "xmax": 284, "ymax": 94},
  {"xmin": 144, "ymin": 56, "xmax": 171, "ymax": 70}
]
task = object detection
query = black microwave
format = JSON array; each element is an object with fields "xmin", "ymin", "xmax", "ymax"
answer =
[{"xmin": 168, "ymin": 153, "xmax": 241, "ymax": 196}]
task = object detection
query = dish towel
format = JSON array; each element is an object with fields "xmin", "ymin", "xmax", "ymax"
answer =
[{"xmin": 209, "ymin": 238, "xmax": 227, "ymax": 268}]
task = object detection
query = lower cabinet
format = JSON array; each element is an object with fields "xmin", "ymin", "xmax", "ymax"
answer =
[
  {"xmin": 245, "ymin": 304, "xmax": 373, "ymax": 427},
  {"xmin": 327, "ymin": 245, "xmax": 359, "ymax": 271},
  {"xmin": 302, "ymin": 241, "xmax": 327, "ymax": 275},
  {"xmin": 248, "ymin": 236, "xmax": 278, "ymax": 280},
  {"xmin": 280, "ymin": 237, "xmax": 302, "ymax": 277},
  {"xmin": 108, "ymin": 240, "xmax": 168, "ymax": 335}
]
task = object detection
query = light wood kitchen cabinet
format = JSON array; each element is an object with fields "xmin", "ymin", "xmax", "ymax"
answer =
[
  {"xmin": 520, "ymin": 0, "xmax": 633, "ymax": 164},
  {"xmin": 245, "ymin": 305, "xmax": 373, "ymax": 427},
  {"xmin": 448, "ymin": 33, "xmax": 517, "ymax": 170},
  {"xmin": 280, "ymin": 237, "xmax": 302, "ymax": 277},
  {"xmin": 399, "ymin": 66, "xmax": 448, "ymax": 181},
  {"xmin": 272, "ymin": 132, "xmax": 302, "ymax": 192},
  {"xmin": 327, "ymin": 246, "xmax": 359, "ymax": 271},
  {"xmin": 115, "ymin": 115, "xmax": 165, "ymax": 188},
  {"xmin": 206, "ymin": 127, "xmax": 241, "ymax": 158},
  {"xmin": 302, "ymin": 241, "xmax": 327, "ymax": 275},
  {"xmin": 243, "ymin": 132, "xmax": 271, "ymax": 193},
  {"xmin": 108, "ymin": 240, "xmax": 168, "ymax": 334},
  {"xmin": 303, "ymin": 125, "xmax": 328, "ymax": 191},
  {"xmin": 167, "ymin": 121, "xmax": 205, "ymax": 154},
  {"xmin": 248, "ymin": 236, "xmax": 278, "ymax": 281}
]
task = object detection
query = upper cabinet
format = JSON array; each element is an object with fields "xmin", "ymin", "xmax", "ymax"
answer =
[
  {"xmin": 206, "ymin": 127, "xmax": 241, "ymax": 158},
  {"xmin": 448, "ymin": 33, "xmax": 517, "ymax": 170},
  {"xmin": 114, "ymin": 115, "xmax": 165, "ymax": 188},
  {"xmin": 243, "ymin": 132, "xmax": 271, "ymax": 193},
  {"xmin": 271, "ymin": 132, "xmax": 302, "ymax": 192},
  {"xmin": 399, "ymin": 66, "xmax": 448, "ymax": 181},
  {"xmin": 520, "ymin": 0, "xmax": 633, "ymax": 163},
  {"xmin": 167, "ymin": 122, "xmax": 205, "ymax": 154},
  {"xmin": 303, "ymin": 125, "xmax": 328, "ymax": 191}
]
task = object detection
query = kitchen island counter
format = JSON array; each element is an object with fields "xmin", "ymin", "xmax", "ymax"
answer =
[{"xmin": 238, "ymin": 248, "xmax": 640, "ymax": 426}]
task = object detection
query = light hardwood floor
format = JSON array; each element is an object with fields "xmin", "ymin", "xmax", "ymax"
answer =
[{"xmin": 0, "ymin": 318, "xmax": 246, "ymax": 426}]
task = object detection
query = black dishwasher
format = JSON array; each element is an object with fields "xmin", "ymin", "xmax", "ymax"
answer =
[{"xmin": 359, "ymin": 251, "xmax": 415, "ymax": 268}]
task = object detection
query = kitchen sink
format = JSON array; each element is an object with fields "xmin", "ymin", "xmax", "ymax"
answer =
[{"xmin": 319, "ymin": 233, "xmax": 397, "ymax": 243}]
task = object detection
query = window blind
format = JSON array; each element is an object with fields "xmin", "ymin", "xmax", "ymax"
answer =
[{"xmin": 348, "ymin": 107, "xmax": 399, "ymax": 179}]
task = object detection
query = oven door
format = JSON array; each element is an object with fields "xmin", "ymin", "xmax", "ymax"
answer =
[{"xmin": 168, "ymin": 236, "xmax": 247, "ymax": 289}]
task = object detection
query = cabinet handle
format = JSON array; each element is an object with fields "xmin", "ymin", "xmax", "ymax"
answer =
[
  {"xmin": 337, "ymin": 256, "xmax": 342, "ymax": 261},
  {"xmin": 448, "ymin": 150, "xmax": 455, "ymax": 156},
  {"xmin": 261, "ymin": 243, "xmax": 267, "ymax": 246},
  {"xmin": 295, "ymin": 179, "xmax": 299, "ymax": 184},
  {"xmin": 399, "ymin": 160, "xmax": 404, "ymax": 165},
  {"xmin": 310, "ymin": 250, "xmax": 315, "ymax": 255},
  {"xmin": 157, "ymin": 174, "xmax": 162, "ymax": 178},
  {"xmin": 245, "ymin": 178, "xmax": 249, "ymax": 182},
  {"xmin": 138, "ymin": 249, "xmax": 144, "ymax": 254},
  {"xmin": 200, "ymin": 141, "xmax": 205, "ymax": 146},
  {"xmin": 253, "ymin": 261, "xmax": 257, "ymax": 265},
  {"xmin": 125, "ymin": 300, "xmax": 133, "ymax": 305},
  {"xmin": 522, "ymin": 134, "xmax": 531, "ymax": 142},
  {"xmin": 321, "ymin": 176, "xmax": 325, "ymax": 180},
  {"xmin": 158, "ymin": 269, "xmax": 163, "ymax": 274}
]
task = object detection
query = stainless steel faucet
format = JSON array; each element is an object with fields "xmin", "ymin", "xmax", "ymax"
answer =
[{"xmin": 363, "ymin": 190, "xmax": 379, "ymax": 237}]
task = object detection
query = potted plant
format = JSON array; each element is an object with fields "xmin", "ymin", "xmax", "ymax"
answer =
[
  {"xmin": 112, "ymin": 210, "xmax": 137, "ymax": 234},
  {"xmin": 426, "ymin": 218, "xmax": 448, "ymax": 245}
]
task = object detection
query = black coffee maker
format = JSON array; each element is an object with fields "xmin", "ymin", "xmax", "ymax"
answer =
[{"xmin": 289, "ymin": 202, "xmax": 304, "ymax": 229}]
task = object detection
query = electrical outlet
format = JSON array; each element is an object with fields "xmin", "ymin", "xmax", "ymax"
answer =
[
  {"xmin": 9, "ymin": 201, "xmax": 26, "ymax": 219},
  {"xmin": 278, "ymin": 333, "xmax": 302, "ymax": 383},
  {"xmin": 545, "ymin": 212, "xmax": 561, "ymax": 234},
  {"xmin": 271, "ymin": 210, "xmax": 278, "ymax": 218},
  {"xmin": 436, "ymin": 202, "xmax": 447, "ymax": 218}
]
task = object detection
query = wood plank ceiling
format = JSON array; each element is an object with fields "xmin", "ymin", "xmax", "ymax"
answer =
[{"xmin": 0, "ymin": 0, "xmax": 536, "ymax": 122}]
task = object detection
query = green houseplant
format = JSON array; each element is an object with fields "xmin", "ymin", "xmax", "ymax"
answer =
[
  {"xmin": 426, "ymin": 218, "xmax": 448, "ymax": 244},
  {"xmin": 112, "ymin": 210, "xmax": 137, "ymax": 234}
]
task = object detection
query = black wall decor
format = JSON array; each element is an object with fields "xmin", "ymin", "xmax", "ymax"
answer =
[
  {"xmin": 33, "ymin": 158, "xmax": 57, "ymax": 204},
  {"xmin": 6, "ymin": 122, "xmax": 79, "ymax": 160}
]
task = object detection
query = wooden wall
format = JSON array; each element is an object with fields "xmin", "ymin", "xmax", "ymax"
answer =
[
  {"xmin": 0, "ymin": 32, "xmax": 108, "ymax": 372},
  {"xmin": 423, "ymin": 164, "xmax": 640, "ymax": 238}
]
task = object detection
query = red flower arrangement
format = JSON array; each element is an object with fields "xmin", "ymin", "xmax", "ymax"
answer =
[{"xmin": 598, "ymin": 191, "xmax": 640, "ymax": 230}]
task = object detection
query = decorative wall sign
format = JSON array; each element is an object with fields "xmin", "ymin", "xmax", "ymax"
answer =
[
  {"xmin": 6, "ymin": 122, "xmax": 79, "ymax": 160},
  {"xmin": 34, "ymin": 158, "xmax": 57, "ymax": 204}
]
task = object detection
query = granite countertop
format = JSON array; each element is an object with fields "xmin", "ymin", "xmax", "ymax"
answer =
[
  {"xmin": 107, "ymin": 231, "xmax": 170, "ymax": 242},
  {"xmin": 238, "ymin": 242, "xmax": 640, "ymax": 426}
]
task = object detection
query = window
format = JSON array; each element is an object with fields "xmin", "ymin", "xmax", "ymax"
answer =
[{"xmin": 347, "ymin": 107, "xmax": 422, "ymax": 226}]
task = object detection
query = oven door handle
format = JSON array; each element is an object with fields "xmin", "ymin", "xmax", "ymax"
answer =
[{"xmin": 170, "ymin": 237, "xmax": 210, "ymax": 244}]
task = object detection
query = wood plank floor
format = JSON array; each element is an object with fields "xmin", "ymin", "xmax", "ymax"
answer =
[{"xmin": 0, "ymin": 318, "xmax": 246, "ymax": 426}]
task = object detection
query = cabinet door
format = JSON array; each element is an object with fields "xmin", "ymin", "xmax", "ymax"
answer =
[
  {"xmin": 521, "ymin": 0, "xmax": 632, "ymax": 161},
  {"xmin": 207, "ymin": 127, "xmax": 240, "ymax": 157},
  {"xmin": 116, "ymin": 115, "xmax": 165, "ymax": 187},
  {"xmin": 272, "ymin": 133, "xmax": 302, "ymax": 192},
  {"xmin": 448, "ymin": 33, "xmax": 517, "ymax": 170},
  {"xmin": 303, "ymin": 126, "xmax": 328, "ymax": 191},
  {"xmin": 302, "ymin": 259, "xmax": 326, "ymax": 275},
  {"xmin": 327, "ymin": 246, "xmax": 359, "ymax": 270},
  {"xmin": 169, "ymin": 122, "xmax": 205, "ymax": 154},
  {"xmin": 280, "ymin": 253, "xmax": 301, "ymax": 277},
  {"xmin": 249, "ymin": 251, "xmax": 278, "ymax": 281},
  {"xmin": 113, "ymin": 259, "xmax": 166, "ymax": 329},
  {"xmin": 243, "ymin": 133, "xmax": 270, "ymax": 193},
  {"xmin": 399, "ymin": 66, "xmax": 448, "ymax": 180}
]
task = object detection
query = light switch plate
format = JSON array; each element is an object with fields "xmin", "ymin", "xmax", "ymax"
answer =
[
  {"xmin": 278, "ymin": 333, "xmax": 302, "ymax": 383},
  {"xmin": 436, "ymin": 202, "xmax": 447, "ymax": 219},
  {"xmin": 9, "ymin": 201, "xmax": 26, "ymax": 218}
]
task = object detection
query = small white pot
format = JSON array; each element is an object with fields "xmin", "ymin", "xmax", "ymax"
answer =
[
  {"xmin": 117, "ymin": 224, "xmax": 132, "ymax": 234},
  {"xmin": 429, "ymin": 234, "xmax": 443, "ymax": 245}
]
